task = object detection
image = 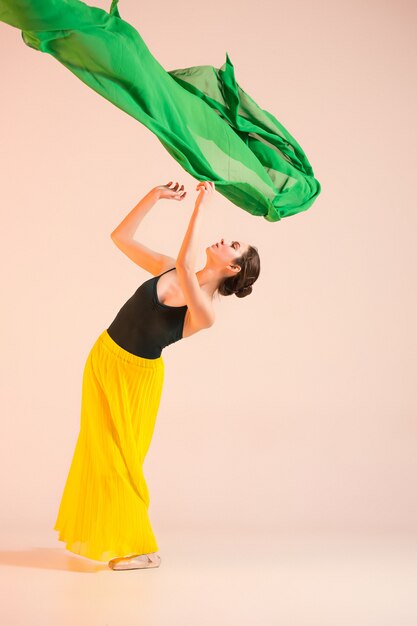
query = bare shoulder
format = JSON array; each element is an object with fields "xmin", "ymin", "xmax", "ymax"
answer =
[
  {"xmin": 180, "ymin": 281, "xmax": 216, "ymax": 340},
  {"xmin": 173, "ymin": 266, "xmax": 216, "ymax": 330},
  {"xmin": 182, "ymin": 307, "xmax": 216, "ymax": 339}
]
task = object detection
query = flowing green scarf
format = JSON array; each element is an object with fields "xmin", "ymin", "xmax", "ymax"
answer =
[{"xmin": 0, "ymin": 0, "xmax": 321, "ymax": 221}]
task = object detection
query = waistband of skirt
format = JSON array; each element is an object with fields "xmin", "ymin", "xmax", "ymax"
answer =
[{"xmin": 97, "ymin": 330, "xmax": 163, "ymax": 368}]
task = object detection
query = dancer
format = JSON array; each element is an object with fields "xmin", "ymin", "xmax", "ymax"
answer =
[
  {"xmin": 53, "ymin": 180, "xmax": 261, "ymax": 569},
  {"xmin": 0, "ymin": 0, "xmax": 321, "ymax": 220}
]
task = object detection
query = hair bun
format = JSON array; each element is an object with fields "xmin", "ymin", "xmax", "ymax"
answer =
[{"xmin": 235, "ymin": 284, "xmax": 253, "ymax": 298}]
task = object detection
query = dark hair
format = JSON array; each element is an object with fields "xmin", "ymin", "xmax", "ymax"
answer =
[{"xmin": 217, "ymin": 245, "xmax": 260, "ymax": 299}]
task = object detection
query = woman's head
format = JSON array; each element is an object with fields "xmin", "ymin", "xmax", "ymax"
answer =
[{"xmin": 206, "ymin": 238, "xmax": 260, "ymax": 298}]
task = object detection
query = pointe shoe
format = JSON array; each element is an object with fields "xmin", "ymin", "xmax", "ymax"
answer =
[{"xmin": 108, "ymin": 552, "xmax": 161, "ymax": 570}]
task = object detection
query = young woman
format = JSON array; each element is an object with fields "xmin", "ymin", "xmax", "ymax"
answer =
[{"xmin": 53, "ymin": 180, "xmax": 261, "ymax": 570}]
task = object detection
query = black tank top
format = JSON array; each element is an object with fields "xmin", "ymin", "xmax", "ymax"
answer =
[{"xmin": 106, "ymin": 267, "xmax": 188, "ymax": 359}]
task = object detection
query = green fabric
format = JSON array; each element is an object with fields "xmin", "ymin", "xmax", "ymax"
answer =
[{"xmin": 0, "ymin": 0, "xmax": 321, "ymax": 222}]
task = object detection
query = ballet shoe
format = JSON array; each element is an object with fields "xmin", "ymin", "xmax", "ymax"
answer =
[{"xmin": 108, "ymin": 552, "xmax": 161, "ymax": 570}]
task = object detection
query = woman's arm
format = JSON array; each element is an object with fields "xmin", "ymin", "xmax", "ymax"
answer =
[
  {"xmin": 176, "ymin": 181, "xmax": 214, "ymax": 269},
  {"xmin": 111, "ymin": 187, "xmax": 160, "ymax": 240},
  {"xmin": 110, "ymin": 187, "xmax": 176, "ymax": 275},
  {"xmin": 176, "ymin": 182, "xmax": 216, "ymax": 329},
  {"xmin": 176, "ymin": 204, "xmax": 202, "ymax": 270}
]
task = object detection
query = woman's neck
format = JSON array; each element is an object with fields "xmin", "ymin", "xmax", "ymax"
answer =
[{"xmin": 195, "ymin": 265, "xmax": 223, "ymax": 297}]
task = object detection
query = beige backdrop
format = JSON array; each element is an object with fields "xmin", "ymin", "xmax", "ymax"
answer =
[{"xmin": 1, "ymin": 0, "xmax": 416, "ymax": 539}]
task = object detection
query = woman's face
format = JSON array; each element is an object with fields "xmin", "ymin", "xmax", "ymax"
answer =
[{"xmin": 206, "ymin": 238, "xmax": 250, "ymax": 271}]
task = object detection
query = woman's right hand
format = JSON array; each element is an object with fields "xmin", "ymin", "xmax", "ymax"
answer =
[
  {"xmin": 154, "ymin": 181, "xmax": 187, "ymax": 201},
  {"xmin": 195, "ymin": 180, "xmax": 215, "ymax": 207}
]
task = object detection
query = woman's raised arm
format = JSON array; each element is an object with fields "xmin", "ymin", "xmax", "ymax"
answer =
[
  {"xmin": 111, "ymin": 186, "xmax": 178, "ymax": 275},
  {"xmin": 111, "ymin": 187, "xmax": 161, "ymax": 240},
  {"xmin": 176, "ymin": 182, "xmax": 216, "ymax": 329}
]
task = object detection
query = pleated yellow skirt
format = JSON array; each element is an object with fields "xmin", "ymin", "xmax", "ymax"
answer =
[{"xmin": 53, "ymin": 329, "xmax": 165, "ymax": 562}]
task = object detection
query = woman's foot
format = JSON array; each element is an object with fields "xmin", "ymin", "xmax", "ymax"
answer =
[{"xmin": 108, "ymin": 551, "xmax": 161, "ymax": 570}]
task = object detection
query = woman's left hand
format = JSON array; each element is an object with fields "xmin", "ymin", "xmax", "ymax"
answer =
[
  {"xmin": 154, "ymin": 181, "xmax": 187, "ymax": 200},
  {"xmin": 195, "ymin": 180, "xmax": 215, "ymax": 207}
]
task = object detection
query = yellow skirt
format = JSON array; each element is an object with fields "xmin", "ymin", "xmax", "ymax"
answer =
[{"xmin": 53, "ymin": 329, "xmax": 165, "ymax": 562}]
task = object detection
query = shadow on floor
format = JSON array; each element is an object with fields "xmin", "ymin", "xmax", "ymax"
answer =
[{"xmin": 0, "ymin": 547, "xmax": 109, "ymax": 572}]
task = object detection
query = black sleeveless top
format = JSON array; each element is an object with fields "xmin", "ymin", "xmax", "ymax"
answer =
[{"xmin": 106, "ymin": 267, "xmax": 188, "ymax": 359}]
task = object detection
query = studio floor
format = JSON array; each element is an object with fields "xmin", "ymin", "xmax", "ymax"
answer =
[{"xmin": 1, "ymin": 526, "xmax": 417, "ymax": 625}]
